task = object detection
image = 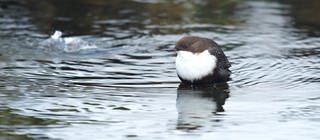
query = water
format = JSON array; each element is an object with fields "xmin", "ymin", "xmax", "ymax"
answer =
[{"xmin": 0, "ymin": 0, "xmax": 320, "ymax": 139}]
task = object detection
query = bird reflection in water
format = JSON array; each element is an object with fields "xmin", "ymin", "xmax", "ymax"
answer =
[{"xmin": 176, "ymin": 83, "xmax": 229, "ymax": 131}]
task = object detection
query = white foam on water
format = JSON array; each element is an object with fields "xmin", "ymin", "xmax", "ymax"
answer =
[{"xmin": 40, "ymin": 30, "xmax": 98, "ymax": 53}]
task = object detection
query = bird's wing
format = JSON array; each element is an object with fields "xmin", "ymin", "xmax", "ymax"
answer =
[{"xmin": 208, "ymin": 44, "xmax": 231, "ymax": 69}]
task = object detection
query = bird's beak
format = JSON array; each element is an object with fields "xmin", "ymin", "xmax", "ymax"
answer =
[
  {"xmin": 175, "ymin": 46, "xmax": 180, "ymax": 51},
  {"xmin": 175, "ymin": 45, "xmax": 185, "ymax": 51}
]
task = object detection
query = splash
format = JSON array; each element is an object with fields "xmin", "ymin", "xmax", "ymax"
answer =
[{"xmin": 39, "ymin": 31, "xmax": 98, "ymax": 53}]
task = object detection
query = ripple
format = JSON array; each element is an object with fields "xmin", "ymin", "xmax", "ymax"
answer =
[
  {"xmin": 280, "ymin": 105, "xmax": 320, "ymax": 122},
  {"xmin": 231, "ymin": 55, "xmax": 319, "ymax": 89}
]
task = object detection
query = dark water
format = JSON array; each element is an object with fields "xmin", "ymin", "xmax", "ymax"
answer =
[{"xmin": 1, "ymin": 0, "xmax": 320, "ymax": 139}]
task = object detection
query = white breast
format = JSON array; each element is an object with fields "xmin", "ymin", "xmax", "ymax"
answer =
[{"xmin": 176, "ymin": 50, "xmax": 217, "ymax": 82}]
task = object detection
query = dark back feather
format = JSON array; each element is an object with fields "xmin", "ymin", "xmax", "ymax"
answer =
[{"xmin": 206, "ymin": 39, "xmax": 231, "ymax": 69}]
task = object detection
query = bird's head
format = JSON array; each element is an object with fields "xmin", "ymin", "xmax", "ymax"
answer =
[{"xmin": 175, "ymin": 36, "xmax": 211, "ymax": 53}]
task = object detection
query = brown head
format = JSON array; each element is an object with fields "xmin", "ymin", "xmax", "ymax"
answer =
[{"xmin": 175, "ymin": 36, "xmax": 218, "ymax": 53}]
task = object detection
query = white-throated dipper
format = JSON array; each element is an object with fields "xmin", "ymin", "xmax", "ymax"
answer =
[{"xmin": 175, "ymin": 36, "xmax": 231, "ymax": 84}]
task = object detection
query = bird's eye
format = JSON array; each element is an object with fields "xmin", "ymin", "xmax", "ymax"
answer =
[{"xmin": 181, "ymin": 45, "xmax": 188, "ymax": 49}]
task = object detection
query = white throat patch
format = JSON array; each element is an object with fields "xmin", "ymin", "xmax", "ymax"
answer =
[{"xmin": 176, "ymin": 50, "xmax": 217, "ymax": 82}]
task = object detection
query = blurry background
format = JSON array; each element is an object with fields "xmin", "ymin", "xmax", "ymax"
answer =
[{"xmin": 1, "ymin": 0, "xmax": 320, "ymax": 36}]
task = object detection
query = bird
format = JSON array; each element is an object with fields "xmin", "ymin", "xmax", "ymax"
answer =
[{"xmin": 175, "ymin": 36, "xmax": 231, "ymax": 84}]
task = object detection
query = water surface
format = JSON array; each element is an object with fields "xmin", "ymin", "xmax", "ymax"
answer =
[{"xmin": 0, "ymin": 0, "xmax": 320, "ymax": 139}]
